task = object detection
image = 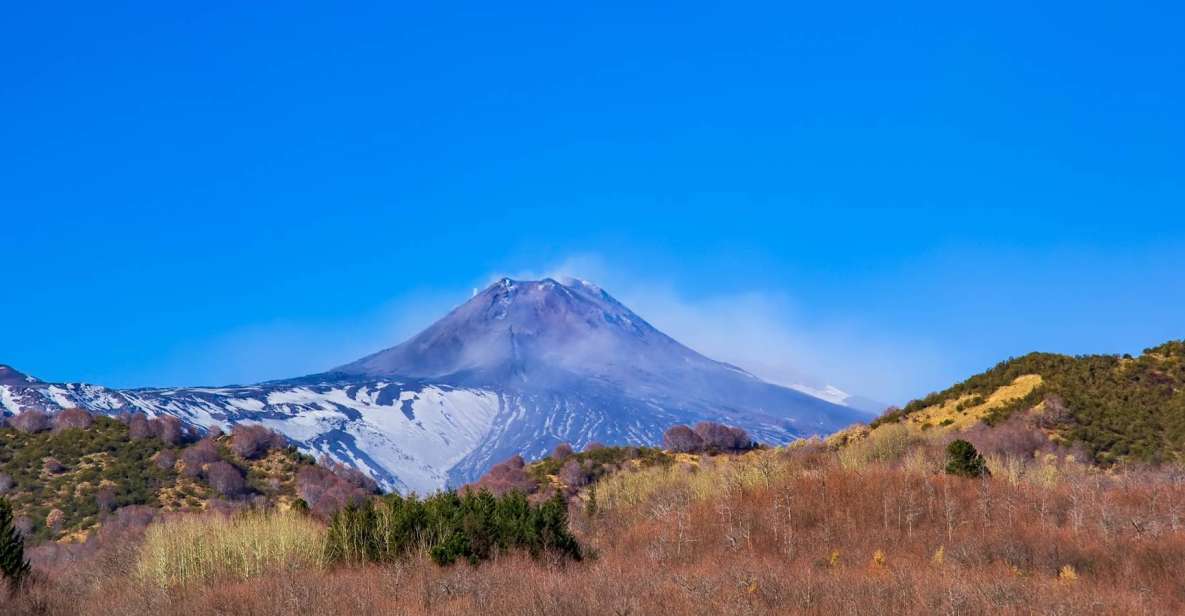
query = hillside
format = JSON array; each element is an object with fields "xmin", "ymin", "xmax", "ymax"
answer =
[
  {"xmin": 0, "ymin": 410, "xmax": 374, "ymax": 545},
  {"xmin": 6, "ymin": 418, "xmax": 1185, "ymax": 615},
  {"xmin": 870, "ymin": 340, "xmax": 1185, "ymax": 463}
]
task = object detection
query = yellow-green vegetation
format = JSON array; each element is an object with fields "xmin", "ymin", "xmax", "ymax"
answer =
[
  {"xmin": 136, "ymin": 510, "xmax": 326, "ymax": 587},
  {"xmin": 596, "ymin": 448, "xmax": 791, "ymax": 512},
  {"xmin": 527, "ymin": 445, "xmax": 674, "ymax": 489},
  {"xmin": 873, "ymin": 340, "xmax": 1185, "ymax": 463},
  {"xmin": 836, "ymin": 423, "xmax": 927, "ymax": 469},
  {"xmin": 902, "ymin": 374, "xmax": 1043, "ymax": 431},
  {"xmin": 0, "ymin": 417, "xmax": 174, "ymax": 542},
  {"xmin": 0, "ymin": 416, "xmax": 316, "ymax": 543}
]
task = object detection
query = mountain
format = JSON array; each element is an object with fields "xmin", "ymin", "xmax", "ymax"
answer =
[{"xmin": 0, "ymin": 278, "xmax": 865, "ymax": 492}]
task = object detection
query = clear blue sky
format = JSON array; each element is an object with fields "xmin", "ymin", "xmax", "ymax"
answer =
[{"xmin": 2, "ymin": 2, "xmax": 1182, "ymax": 403}]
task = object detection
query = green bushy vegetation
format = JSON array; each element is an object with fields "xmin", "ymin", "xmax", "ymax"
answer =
[
  {"xmin": 0, "ymin": 414, "xmax": 316, "ymax": 543},
  {"xmin": 0, "ymin": 416, "xmax": 176, "ymax": 542},
  {"xmin": 0, "ymin": 497, "xmax": 29, "ymax": 590},
  {"xmin": 878, "ymin": 340, "xmax": 1185, "ymax": 464},
  {"xmin": 325, "ymin": 489, "xmax": 581, "ymax": 566}
]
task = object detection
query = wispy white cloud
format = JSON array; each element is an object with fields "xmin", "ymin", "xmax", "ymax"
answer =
[{"xmin": 492, "ymin": 253, "xmax": 941, "ymax": 405}]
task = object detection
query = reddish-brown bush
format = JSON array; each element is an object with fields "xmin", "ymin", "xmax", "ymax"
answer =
[
  {"xmin": 662, "ymin": 425, "xmax": 704, "ymax": 452},
  {"xmin": 52, "ymin": 408, "xmax": 94, "ymax": 431},
  {"xmin": 558, "ymin": 459, "xmax": 590, "ymax": 489},
  {"xmin": 154, "ymin": 449, "xmax": 178, "ymax": 471},
  {"xmin": 295, "ymin": 464, "xmax": 372, "ymax": 519},
  {"xmin": 126, "ymin": 413, "xmax": 153, "ymax": 440},
  {"xmin": 552, "ymin": 442, "xmax": 574, "ymax": 461},
  {"xmin": 468, "ymin": 454, "xmax": 537, "ymax": 496},
  {"xmin": 230, "ymin": 424, "xmax": 286, "ymax": 460},
  {"xmin": 204, "ymin": 461, "xmax": 247, "ymax": 497},
  {"xmin": 180, "ymin": 439, "xmax": 222, "ymax": 477},
  {"xmin": 693, "ymin": 421, "xmax": 751, "ymax": 452},
  {"xmin": 94, "ymin": 487, "xmax": 117, "ymax": 513},
  {"xmin": 11, "ymin": 409, "xmax": 51, "ymax": 433},
  {"xmin": 155, "ymin": 416, "xmax": 187, "ymax": 446}
]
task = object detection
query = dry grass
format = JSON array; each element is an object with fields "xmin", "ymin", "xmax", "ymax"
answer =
[
  {"xmin": 905, "ymin": 374, "xmax": 1044, "ymax": 431},
  {"xmin": 135, "ymin": 510, "xmax": 326, "ymax": 587},
  {"xmin": 7, "ymin": 441, "xmax": 1185, "ymax": 615}
]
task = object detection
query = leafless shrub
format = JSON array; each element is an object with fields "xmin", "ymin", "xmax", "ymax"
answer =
[
  {"xmin": 205, "ymin": 461, "xmax": 248, "ymax": 497},
  {"xmin": 0, "ymin": 472, "xmax": 13, "ymax": 494},
  {"xmin": 552, "ymin": 442, "xmax": 574, "ymax": 461},
  {"xmin": 154, "ymin": 449, "xmax": 178, "ymax": 471},
  {"xmin": 468, "ymin": 454, "xmax": 537, "ymax": 496},
  {"xmin": 965, "ymin": 413, "xmax": 1051, "ymax": 459},
  {"xmin": 14, "ymin": 515, "xmax": 33, "ymax": 538},
  {"xmin": 95, "ymin": 487, "xmax": 117, "ymax": 513},
  {"xmin": 12, "ymin": 409, "xmax": 51, "ymax": 433},
  {"xmin": 693, "ymin": 421, "xmax": 751, "ymax": 452},
  {"xmin": 230, "ymin": 424, "xmax": 287, "ymax": 460},
  {"xmin": 155, "ymin": 416, "xmax": 187, "ymax": 446},
  {"xmin": 52, "ymin": 408, "xmax": 93, "ymax": 431},
  {"xmin": 559, "ymin": 459, "xmax": 590, "ymax": 489},
  {"xmin": 295, "ymin": 464, "xmax": 373, "ymax": 519},
  {"xmin": 180, "ymin": 439, "xmax": 223, "ymax": 477},
  {"xmin": 126, "ymin": 413, "xmax": 153, "ymax": 439},
  {"xmin": 663, "ymin": 425, "xmax": 704, "ymax": 453}
]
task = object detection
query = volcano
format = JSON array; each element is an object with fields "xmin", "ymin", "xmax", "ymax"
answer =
[{"xmin": 1, "ymin": 278, "xmax": 864, "ymax": 492}]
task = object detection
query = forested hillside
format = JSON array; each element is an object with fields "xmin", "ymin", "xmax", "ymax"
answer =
[
  {"xmin": 0, "ymin": 410, "xmax": 375, "ymax": 544},
  {"xmin": 876, "ymin": 340, "xmax": 1185, "ymax": 463}
]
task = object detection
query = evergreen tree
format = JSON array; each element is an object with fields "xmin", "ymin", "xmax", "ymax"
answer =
[
  {"xmin": 0, "ymin": 497, "xmax": 30, "ymax": 590},
  {"xmin": 945, "ymin": 439, "xmax": 989, "ymax": 478}
]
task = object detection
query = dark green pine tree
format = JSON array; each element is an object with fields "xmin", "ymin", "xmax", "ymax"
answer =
[
  {"xmin": 0, "ymin": 497, "xmax": 31, "ymax": 590},
  {"xmin": 945, "ymin": 439, "xmax": 990, "ymax": 478}
]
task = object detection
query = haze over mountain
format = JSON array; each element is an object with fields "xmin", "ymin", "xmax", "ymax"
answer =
[{"xmin": 0, "ymin": 278, "xmax": 864, "ymax": 492}]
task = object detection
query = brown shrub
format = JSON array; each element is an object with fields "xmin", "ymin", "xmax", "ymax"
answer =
[
  {"xmin": 295, "ymin": 464, "xmax": 372, "ymax": 519},
  {"xmin": 230, "ymin": 424, "xmax": 286, "ymax": 460},
  {"xmin": 154, "ymin": 449, "xmax": 178, "ymax": 471},
  {"xmin": 127, "ymin": 413, "xmax": 153, "ymax": 440},
  {"xmin": 693, "ymin": 421, "xmax": 751, "ymax": 452},
  {"xmin": 552, "ymin": 442, "xmax": 574, "ymax": 461},
  {"xmin": 180, "ymin": 439, "xmax": 223, "ymax": 477},
  {"xmin": 559, "ymin": 459, "xmax": 590, "ymax": 489},
  {"xmin": 662, "ymin": 425, "xmax": 703, "ymax": 453},
  {"xmin": 52, "ymin": 408, "xmax": 94, "ymax": 431},
  {"xmin": 467, "ymin": 454, "xmax": 536, "ymax": 496},
  {"xmin": 95, "ymin": 487, "xmax": 117, "ymax": 513},
  {"xmin": 156, "ymin": 416, "xmax": 187, "ymax": 446},
  {"xmin": 205, "ymin": 461, "xmax": 247, "ymax": 497},
  {"xmin": 11, "ymin": 409, "xmax": 51, "ymax": 433}
]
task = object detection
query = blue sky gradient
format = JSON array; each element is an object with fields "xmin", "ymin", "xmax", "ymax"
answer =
[{"xmin": 2, "ymin": 2, "xmax": 1182, "ymax": 403}]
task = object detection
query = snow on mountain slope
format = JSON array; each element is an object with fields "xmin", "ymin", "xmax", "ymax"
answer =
[{"xmin": 0, "ymin": 277, "xmax": 866, "ymax": 492}]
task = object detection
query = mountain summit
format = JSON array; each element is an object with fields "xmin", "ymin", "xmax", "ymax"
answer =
[
  {"xmin": 337, "ymin": 277, "xmax": 800, "ymax": 400},
  {"xmin": 1, "ymin": 278, "xmax": 863, "ymax": 492}
]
